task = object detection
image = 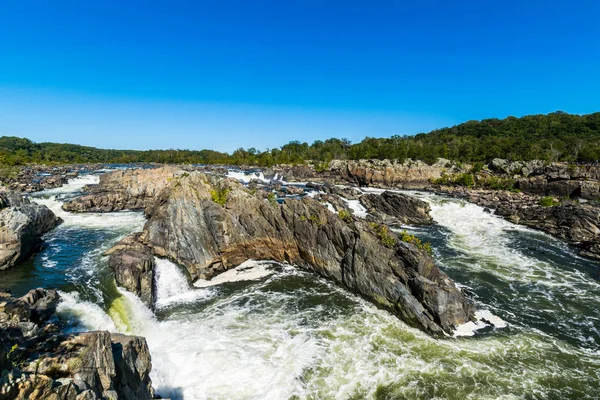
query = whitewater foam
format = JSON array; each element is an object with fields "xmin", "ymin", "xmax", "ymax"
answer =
[{"xmin": 154, "ymin": 258, "xmax": 214, "ymax": 308}]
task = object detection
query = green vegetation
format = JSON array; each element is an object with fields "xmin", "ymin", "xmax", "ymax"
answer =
[
  {"xmin": 371, "ymin": 223, "xmax": 396, "ymax": 248},
  {"xmin": 399, "ymin": 230, "xmax": 433, "ymax": 255},
  {"xmin": 210, "ymin": 186, "xmax": 230, "ymax": 206},
  {"xmin": 267, "ymin": 192, "xmax": 278, "ymax": 206},
  {"xmin": 309, "ymin": 214, "xmax": 324, "ymax": 226},
  {"xmin": 539, "ymin": 196, "xmax": 560, "ymax": 207},
  {"xmin": 338, "ymin": 209, "xmax": 353, "ymax": 223},
  {"xmin": 2, "ymin": 112, "xmax": 600, "ymax": 167}
]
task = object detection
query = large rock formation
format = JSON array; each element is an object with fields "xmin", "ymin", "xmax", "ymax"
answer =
[
  {"xmin": 0, "ymin": 190, "xmax": 60, "ymax": 270},
  {"xmin": 0, "ymin": 289, "xmax": 155, "ymax": 400},
  {"xmin": 108, "ymin": 171, "xmax": 475, "ymax": 336},
  {"xmin": 360, "ymin": 191, "xmax": 433, "ymax": 225},
  {"xmin": 328, "ymin": 159, "xmax": 461, "ymax": 189},
  {"xmin": 62, "ymin": 166, "xmax": 182, "ymax": 213}
]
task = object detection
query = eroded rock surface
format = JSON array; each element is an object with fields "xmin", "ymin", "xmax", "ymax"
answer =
[
  {"xmin": 0, "ymin": 190, "xmax": 60, "ymax": 270},
  {"xmin": 360, "ymin": 191, "xmax": 433, "ymax": 225},
  {"xmin": 0, "ymin": 289, "xmax": 155, "ymax": 400},
  {"xmin": 62, "ymin": 166, "xmax": 182, "ymax": 213},
  {"xmin": 108, "ymin": 171, "xmax": 474, "ymax": 335}
]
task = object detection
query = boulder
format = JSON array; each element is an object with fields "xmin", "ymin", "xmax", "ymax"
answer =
[
  {"xmin": 107, "ymin": 249, "xmax": 156, "ymax": 309},
  {"xmin": 359, "ymin": 191, "xmax": 433, "ymax": 225},
  {"xmin": 0, "ymin": 190, "xmax": 60, "ymax": 270}
]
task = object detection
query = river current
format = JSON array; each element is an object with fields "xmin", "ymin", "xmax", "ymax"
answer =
[{"xmin": 3, "ymin": 173, "xmax": 599, "ymax": 399}]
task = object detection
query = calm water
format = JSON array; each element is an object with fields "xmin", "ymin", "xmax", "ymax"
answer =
[{"xmin": 2, "ymin": 175, "xmax": 599, "ymax": 400}]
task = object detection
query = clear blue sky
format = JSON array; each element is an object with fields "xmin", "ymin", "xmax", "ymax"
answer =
[{"xmin": 1, "ymin": 0, "xmax": 599, "ymax": 152}]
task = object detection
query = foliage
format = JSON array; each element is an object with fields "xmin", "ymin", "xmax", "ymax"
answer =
[
  {"xmin": 477, "ymin": 176, "xmax": 516, "ymax": 191},
  {"xmin": 399, "ymin": 230, "xmax": 433, "ymax": 255},
  {"xmin": 371, "ymin": 223, "xmax": 396, "ymax": 248},
  {"xmin": 210, "ymin": 186, "xmax": 230, "ymax": 206},
  {"xmin": 432, "ymin": 173, "xmax": 474, "ymax": 187},
  {"xmin": 309, "ymin": 214, "xmax": 323, "ymax": 226},
  {"xmin": 338, "ymin": 209, "xmax": 353, "ymax": 223},
  {"xmin": 3, "ymin": 111, "xmax": 600, "ymax": 166},
  {"xmin": 539, "ymin": 196, "xmax": 560, "ymax": 207},
  {"xmin": 267, "ymin": 192, "xmax": 278, "ymax": 206}
]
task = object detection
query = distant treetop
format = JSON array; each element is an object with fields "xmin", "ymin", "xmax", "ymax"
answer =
[{"xmin": 1, "ymin": 111, "xmax": 599, "ymax": 166}]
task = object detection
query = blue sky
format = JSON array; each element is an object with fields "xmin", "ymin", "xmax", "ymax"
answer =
[{"xmin": 1, "ymin": 0, "xmax": 599, "ymax": 152}]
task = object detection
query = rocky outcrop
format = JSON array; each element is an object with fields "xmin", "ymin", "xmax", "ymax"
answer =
[
  {"xmin": 328, "ymin": 159, "xmax": 461, "ymax": 189},
  {"xmin": 516, "ymin": 164, "xmax": 600, "ymax": 200},
  {"xmin": 0, "ymin": 190, "xmax": 60, "ymax": 270},
  {"xmin": 360, "ymin": 191, "xmax": 433, "ymax": 225},
  {"xmin": 106, "ymin": 234, "xmax": 156, "ymax": 308},
  {"xmin": 0, "ymin": 289, "xmax": 155, "ymax": 400},
  {"xmin": 62, "ymin": 166, "xmax": 182, "ymax": 213},
  {"xmin": 109, "ymin": 171, "xmax": 474, "ymax": 335}
]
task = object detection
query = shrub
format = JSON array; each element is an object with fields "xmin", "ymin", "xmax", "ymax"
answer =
[
  {"xmin": 399, "ymin": 230, "xmax": 434, "ymax": 255},
  {"xmin": 539, "ymin": 196, "xmax": 559, "ymax": 207},
  {"xmin": 309, "ymin": 214, "xmax": 323, "ymax": 226},
  {"xmin": 210, "ymin": 186, "xmax": 230, "ymax": 206},
  {"xmin": 478, "ymin": 176, "xmax": 516, "ymax": 191},
  {"xmin": 338, "ymin": 209, "xmax": 353, "ymax": 223},
  {"xmin": 371, "ymin": 223, "xmax": 395, "ymax": 248},
  {"xmin": 454, "ymin": 173, "xmax": 475, "ymax": 188},
  {"xmin": 314, "ymin": 162, "xmax": 329, "ymax": 173},
  {"xmin": 267, "ymin": 192, "xmax": 278, "ymax": 206}
]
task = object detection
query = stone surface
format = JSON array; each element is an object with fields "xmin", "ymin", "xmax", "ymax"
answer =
[
  {"xmin": 0, "ymin": 190, "xmax": 60, "ymax": 270},
  {"xmin": 360, "ymin": 191, "xmax": 433, "ymax": 225},
  {"xmin": 0, "ymin": 290, "xmax": 155, "ymax": 400},
  {"xmin": 107, "ymin": 248, "xmax": 156, "ymax": 309},
  {"xmin": 110, "ymin": 170, "xmax": 474, "ymax": 335},
  {"xmin": 62, "ymin": 166, "xmax": 182, "ymax": 213}
]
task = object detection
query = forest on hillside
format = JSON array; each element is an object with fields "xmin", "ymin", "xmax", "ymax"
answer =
[{"xmin": 2, "ymin": 111, "xmax": 600, "ymax": 166}]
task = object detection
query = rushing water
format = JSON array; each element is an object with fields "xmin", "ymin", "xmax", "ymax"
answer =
[{"xmin": 3, "ymin": 175, "xmax": 600, "ymax": 399}]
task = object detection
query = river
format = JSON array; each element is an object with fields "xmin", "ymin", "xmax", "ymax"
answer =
[{"xmin": 2, "ymin": 174, "xmax": 599, "ymax": 399}]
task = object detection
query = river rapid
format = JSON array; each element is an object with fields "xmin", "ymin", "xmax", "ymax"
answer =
[{"xmin": 2, "ymin": 173, "xmax": 599, "ymax": 400}]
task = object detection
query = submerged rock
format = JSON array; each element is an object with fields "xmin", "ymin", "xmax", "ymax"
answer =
[
  {"xmin": 110, "ymin": 170, "xmax": 474, "ymax": 335},
  {"xmin": 0, "ymin": 190, "xmax": 60, "ymax": 270}
]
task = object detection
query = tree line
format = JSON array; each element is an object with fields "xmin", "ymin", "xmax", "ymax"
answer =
[{"xmin": 2, "ymin": 111, "xmax": 600, "ymax": 167}]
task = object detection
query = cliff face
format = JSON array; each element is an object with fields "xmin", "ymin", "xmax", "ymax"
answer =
[
  {"xmin": 0, "ymin": 190, "xmax": 60, "ymax": 270},
  {"xmin": 328, "ymin": 159, "xmax": 460, "ymax": 188},
  {"xmin": 0, "ymin": 289, "xmax": 155, "ymax": 400},
  {"xmin": 107, "ymin": 171, "xmax": 475, "ymax": 336}
]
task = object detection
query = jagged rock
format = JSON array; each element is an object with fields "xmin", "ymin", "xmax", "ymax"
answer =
[
  {"xmin": 359, "ymin": 191, "xmax": 433, "ymax": 225},
  {"xmin": 0, "ymin": 290, "xmax": 156, "ymax": 400},
  {"xmin": 0, "ymin": 190, "xmax": 60, "ymax": 270},
  {"xmin": 328, "ymin": 159, "xmax": 462, "ymax": 189},
  {"xmin": 62, "ymin": 167, "xmax": 183, "ymax": 213},
  {"xmin": 114, "ymin": 170, "xmax": 474, "ymax": 335},
  {"xmin": 107, "ymin": 249, "xmax": 156, "ymax": 309},
  {"xmin": 19, "ymin": 288, "xmax": 59, "ymax": 323}
]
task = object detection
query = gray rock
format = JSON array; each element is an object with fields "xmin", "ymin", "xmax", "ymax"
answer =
[
  {"xmin": 359, "ymin": 191, "xmax": 433, "ymax": 225},
  {"xmin": 119, "ymin": 171, "xmax": 474, "ymax": 336},
  {"xmin": 0, "ymin": 190, "xmax": 60, "ymax": 270},
  {"xmin": 108, "ymin": 250, "xmax": 156, "ymax": 309}
]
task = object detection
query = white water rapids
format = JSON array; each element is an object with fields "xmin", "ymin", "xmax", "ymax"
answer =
[{"xmin": 22, "ymin": 175, "xmax": 600, "ymax": 399}]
